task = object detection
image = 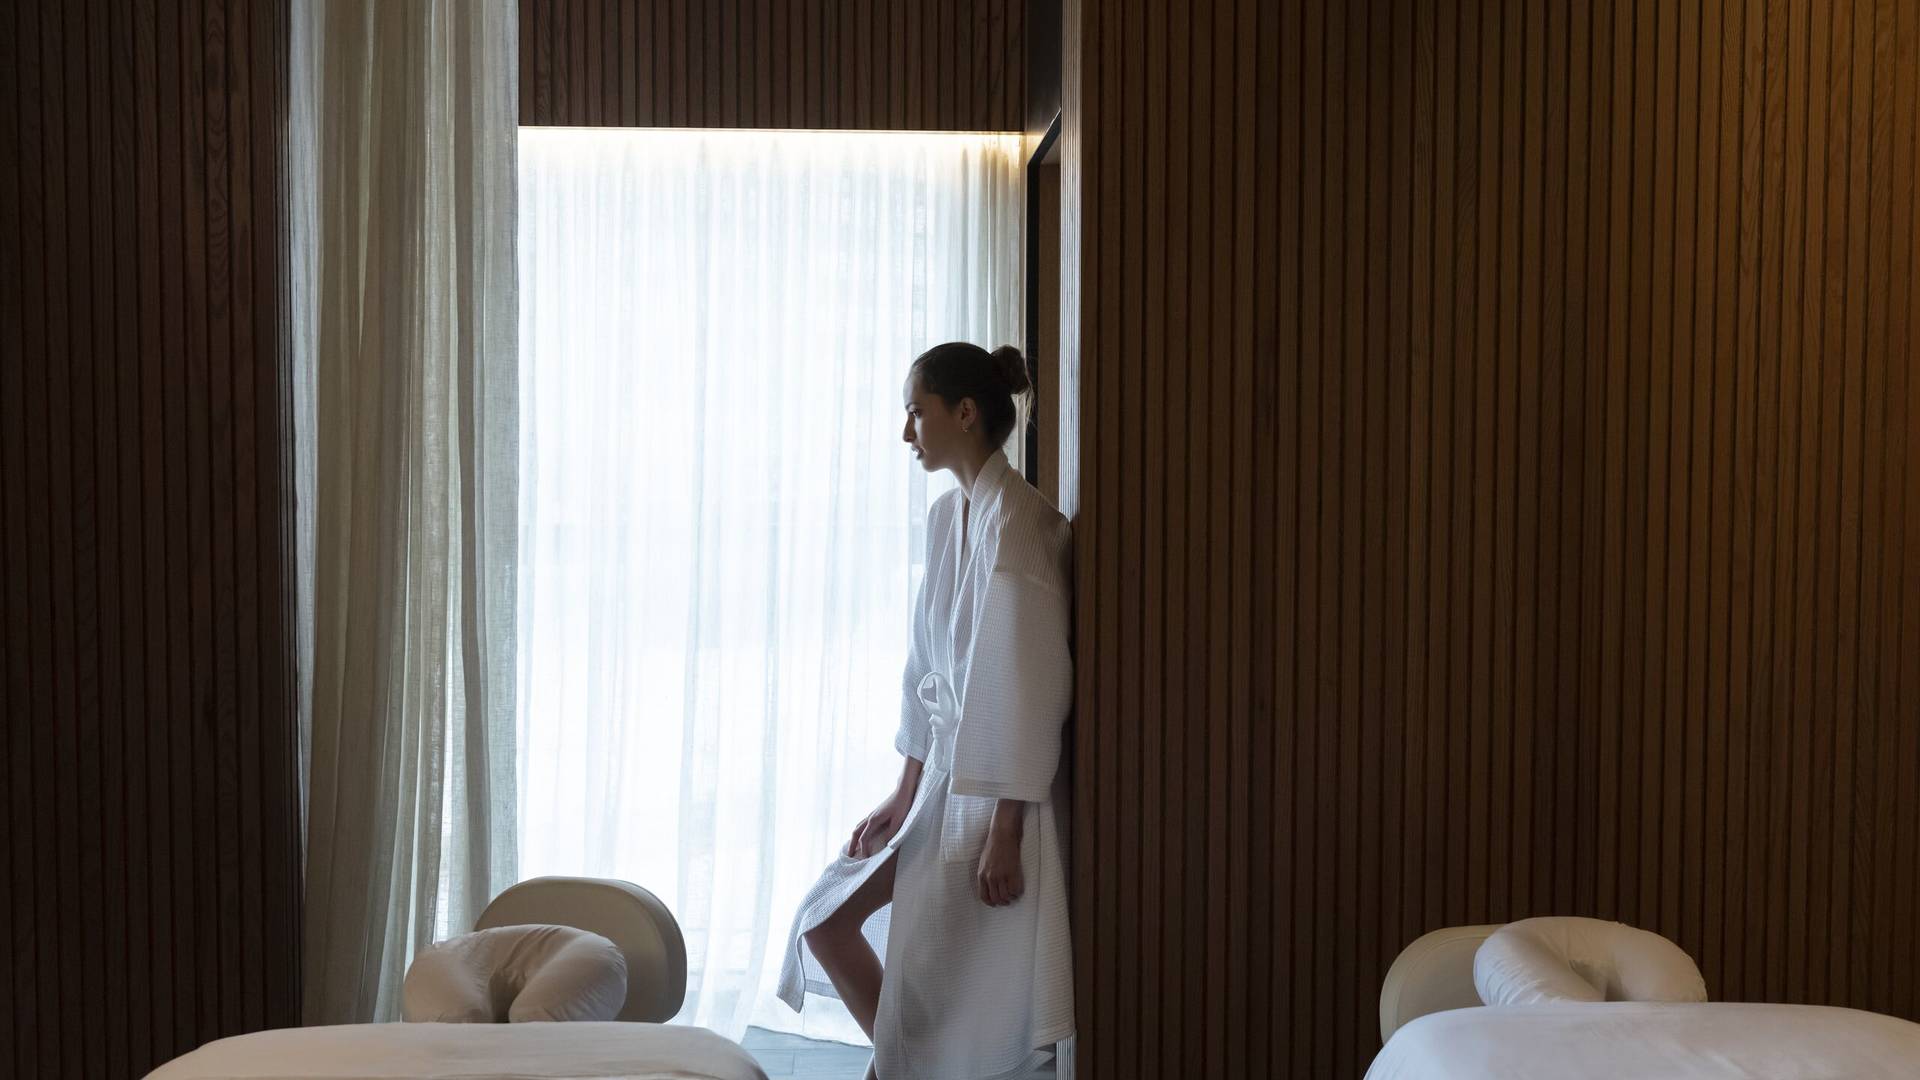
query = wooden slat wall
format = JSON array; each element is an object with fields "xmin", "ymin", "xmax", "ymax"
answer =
[
  {"xmin": 0, "ymin": 1, "xmax": 303, "ymax": 1077},
  {"xmin": 518, "ymin": 0, "xmax": 1026, "ymax": 129},
  {"xmin": 1062, "ymin": 1, "xmax": 1920, "ymax": 1076},
  {"xmin": 1027, "ymin": 0, "xmax": 1061, "ymax": 133}
]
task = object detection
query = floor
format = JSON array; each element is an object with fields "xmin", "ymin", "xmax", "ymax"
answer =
[
  {"xmin": 741, "ymin": 1027, "xmax": 1058, "ymax": 1080},
  {"xmin": 741, "ymin": 1026, "xmax": 870, "ymax": 1079}
]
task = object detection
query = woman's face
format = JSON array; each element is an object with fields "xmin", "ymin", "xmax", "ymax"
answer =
[{"xmin": 901, "ymin": 376, "xmax": 977, "ymax": 474}]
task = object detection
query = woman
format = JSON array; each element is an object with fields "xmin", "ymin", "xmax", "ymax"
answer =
[{"xmin": 776, "ymin": 343, "xmax": 1075, "ymax": 1080}]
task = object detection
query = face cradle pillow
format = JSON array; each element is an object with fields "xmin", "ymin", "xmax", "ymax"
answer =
[
  {"xmin": 1473, "ymin": 917, "xmax": 1709, "ymax": 1007},
  {"xmin": 402, "ymin": 924, "xmax": 629, "ymax": 1023}
]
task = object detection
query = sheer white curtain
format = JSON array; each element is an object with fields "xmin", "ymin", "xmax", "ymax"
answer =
[
  {"xmin": 290, "ymin": 0, "xmax": 520, "ymax": 1024},
  {"xmin": 516, "ymin": 128, "xmax": 1024, "ymax": 1043}
]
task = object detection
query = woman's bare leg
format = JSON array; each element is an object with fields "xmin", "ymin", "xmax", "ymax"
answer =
[{"xmin": 801, "ymin": 856, "xmax": 897, "ymax": 1041}]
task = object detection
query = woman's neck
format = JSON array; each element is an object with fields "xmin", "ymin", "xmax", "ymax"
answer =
[{"xmin": 951, "ymin": 445, "xmax": 994, "ymax": 501}]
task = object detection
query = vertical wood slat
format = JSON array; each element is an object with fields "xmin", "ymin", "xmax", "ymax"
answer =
[
  {"xmin": 981, "ymin": 0, "xmax": 999, "ymax": 129},
  {"xmin": 14, "ymin": 2, "xmax": 49, "ymax": 1072},
  {"xmin": 181, "ymin": 0, "xmax": 219, "ymax": 1039},
  {"xmin": 1829, "ymin": 0, "xmax": 1870, "ymax": 1003},
  {"xmin": 41, "ymin": 0, "xmax": 80, "ymax": 1066},
  {"xmin": 553, "ymin": 0, "xmax": 574, "ymax": 123},
  {"xmin": 1240, "ymin": 0, "xmax": 1272, "ymax": 1067},
  {"xmin": 582, "ymin": 0, "xmax": 600, "ymax": 126},
  {"xmin": 1639, "ymin": 0, "xmax": 1674, "ymax": 937},
  {"xmin": 1666, "ymin": 0, "xmax": 1702, "ymax": 956},
  {"xmin": 703, "ymin": 0, "xmax": 722, "ymax": 125},
  {"xmin": 1115, "ymin": 4, "xmax": 1145, "ymax": 1080},
  {"xmin": 860, "ymin": 0, "xmax": 877, "ymax": 128},
  {"xmin": 1401, "ymin": 0, "xmax": 1434, "ymax": 969},
  {"xmin": 112, "ymin": 0, "xmax": 154, "ymax": 1064},
  {"xmin": 517, "ymin": 1, "xmax": 1030, "ymax": 130},
  {"xmin": 66, "ymin": 0, "xmax": 104, "ymax": 1073},
  {"xmin": 0, "ymin": 1, "xmax": 21, "ymax": 1064},
  {"xmin": 1163, "ymin": 0, "xmax": 1193, "ymax": 1069},
  {"xmin": 801, "ymin": 0, "xmax": 820, "ymax": 128},
  {"xmin": 0, "ymin": 2, "xmax": 302, "ymax": 1077},
  {"xmin": 618, "ymin": 0, "xmax": 635, "ymax": 125},
  {"xmin": 621, "ymin": 0, "xmax": 637, "ymax": 126},
  {"xmin": 1515, "ymin": 0, "xmax": 1547, "ymax": 930},
  {"xmin": 660, "ymin": 0, "xmax": 683, "ymax": 128},
  {"xmin": 91, "ymin": 0, "xmax": 130, "ymax": 1068},
  {"xmin": 1855, "ymin": 0, "xmax": 1896, "ymax": 1014},
  {"xmin": 568, "ymin": 0, "xmax": 588, "ymax": 124},
  {"xmin": 885, "ymin": 0, "xmax": 903, "ymax": 129},
  {"xmin": 519, "ymin": 0, "xmax": 537, "ymax": 122},
  {"xmin": 1059, "ymin": 1, "xmax": 1920, "ymax": 1076},
  {"xmin": 935, "ymin": 0, "xmax": 953, "ymax": 130},
  {"xmin": 226, "ymin": 0, "xmax": 263, "ymax": 1034},
  {"xmin": 531, "ymin": 0, "xmax": 547, "ymax": 123},
  {"xmin": 1881, "ymin": 0, "xmax": 1917, "ymax": 1026},
  {"xmin": 1687, "ymin": 0, "xmax": 1723, "ymax": 995}
]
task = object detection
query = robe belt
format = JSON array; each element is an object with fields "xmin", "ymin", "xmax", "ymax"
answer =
[
  {"xmin": 915, "ymin": 671, "xmax": 960, "ymax": 776},
  {"xmin": 915, "ymin": 669, "xmax": 985, "ymax": 864}
]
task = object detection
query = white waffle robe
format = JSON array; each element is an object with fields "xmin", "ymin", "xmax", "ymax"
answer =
[{"xmin": 776, "ymin": 451, "xmax": 1075, "ymax": 1080}]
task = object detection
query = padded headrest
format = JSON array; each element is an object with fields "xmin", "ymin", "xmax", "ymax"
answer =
[
  {"xmin": 1473, "ymin": 917, "xmax": 1708, "ymax": 1006},
  {"xmin": 476, "ymin": 876, "xmax": 688, "ymax": 1022},
  {"xmin": 402, "ymin": 924, "xmax": 627, "ymax": 1023},
  {"xmin": 1379, "ymin": 924, "xmax": 1503, "ymax": 1043}
]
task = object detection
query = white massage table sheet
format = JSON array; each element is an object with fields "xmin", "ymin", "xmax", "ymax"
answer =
[
  {"xmin": 146, "ymin": 1021, "xmax": 770, "ymax": 1080},
  {"xmin": 1367, "ymin": 1001, "xmax": 1920, "ymax": 1079}
]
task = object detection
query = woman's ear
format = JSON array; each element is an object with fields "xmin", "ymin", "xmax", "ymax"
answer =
[{"xmin": 959, "ymin": 398, "xmax": 979, "ymax": 432}]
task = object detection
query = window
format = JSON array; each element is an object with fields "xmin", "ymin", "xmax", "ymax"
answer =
[{"xmin": 515, "ymin": 128, "xmax": 1024, "ymax": 1041}]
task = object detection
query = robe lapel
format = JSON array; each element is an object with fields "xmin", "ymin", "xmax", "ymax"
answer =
[{"xmin": 946, "ymin": 452, "xmax": 1010, "ymax": 693}]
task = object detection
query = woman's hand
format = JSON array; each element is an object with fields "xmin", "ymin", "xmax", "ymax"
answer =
[
  {"xmin": 846, "ymin": 792, "xmax": 910, "ymax": 858},
  {"xmin": 846, "ymin": 757, "xmax": 925, "ymax": 858},
  {"xmin": 976, "ymin": 827, "xmax": 1025, "ymax": 907}
]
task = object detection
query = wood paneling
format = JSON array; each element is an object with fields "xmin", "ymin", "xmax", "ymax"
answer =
[
  {"xmin": 1027, "ymin": 0, "xmax": 1061, "ymax": 133},
  {"xmin": 519, "ymin": 0, "xmax": 1027, "ymax": 129},
  {"xmin": 1061, "ymin": 1, "xmax": 1920, "ymax": 1075},
  {"xmin": 0, "ymin": 1, "xmax": 303, "ymax": 1076}
]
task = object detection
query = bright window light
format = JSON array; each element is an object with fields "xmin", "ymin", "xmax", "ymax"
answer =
[{"xmin": 515, "ymin": 127, "xmax": 1024, "ymax": 1043}]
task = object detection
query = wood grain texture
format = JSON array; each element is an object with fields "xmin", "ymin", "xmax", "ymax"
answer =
[
  {"xmin": 1058, "ymin": 1, "xmax": 1920, "ymax": 1075},
  {"xmin": 520, "ymin": 0, "xmax": 1026, "ymax": 129},
  {"xmin": 0, "ymin": 1, "xmax": 302, "ymax": 1076}
]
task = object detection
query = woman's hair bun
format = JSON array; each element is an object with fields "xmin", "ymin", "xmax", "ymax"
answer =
[
  {"xmin": 909, "ymin": 341, "xmax": 1030, "ymax": 450},
  {"xmin": 990, "ymin": 344, "xmax": 1032, "ymax": 395}
]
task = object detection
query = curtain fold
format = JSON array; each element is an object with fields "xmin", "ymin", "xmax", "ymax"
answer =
[
  {"xmin": 515, "ymin": 129, "xmax": 1025, "ymax": 1043},
  {"xmin": 289, "ymin": 0, "xmax": 520, "ymax": 1025}
]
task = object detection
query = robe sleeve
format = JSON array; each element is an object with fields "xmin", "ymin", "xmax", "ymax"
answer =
[{"xmin": 949, "ymin": 517, "xmax": 1073, "ymax": 802}]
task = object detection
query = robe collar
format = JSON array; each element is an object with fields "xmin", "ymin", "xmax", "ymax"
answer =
[
  {"xmin": 951, "ymin": 450, "xmax": 1011, "ymax": 596},
  {"xmin": 963, "ymin": 449, "xmax": 1012, "ymax": 509}
]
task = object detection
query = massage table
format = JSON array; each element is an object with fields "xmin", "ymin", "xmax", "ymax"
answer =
[
  {"xmin": 1368, "ymin": 923, "xmax": 1920, "ymax": 1079},
  {"xmin": 147, "ymin": 1021, "xmax": 769, "ymax": 1080},
  {"xmin": 147, "ymin": 878, "xmax": 770, "ymax": 1080}
]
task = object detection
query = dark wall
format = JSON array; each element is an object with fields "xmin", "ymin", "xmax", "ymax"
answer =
[
  {"xmin": 1026, "ymin": 0, "xmax": 1060, "ymax": 133},
  {"xmin": 0, "ymin": 1, "xmax": 303, "ymax": 1076},
  {"xmin": 1064, "ymin": 0, "xmax": 1920, "ymax": 1076},
  {"xmin": 519, "ymin": 0, "xmax": 1027, "ymax": 130}
]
